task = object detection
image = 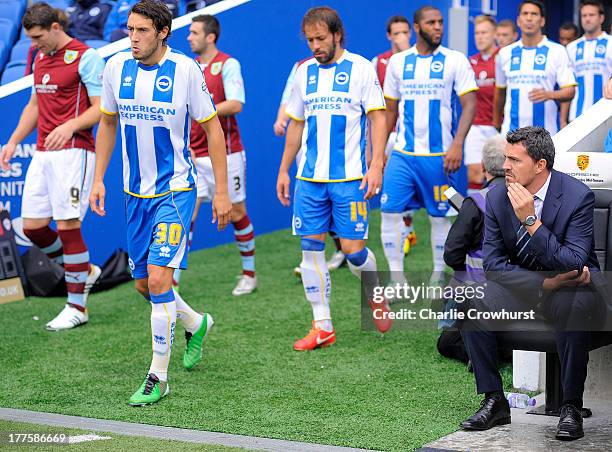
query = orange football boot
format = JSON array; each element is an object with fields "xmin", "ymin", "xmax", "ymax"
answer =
[
  {"xmin": 368, "ymin": 298, "xmax": 393, "ymax": 333},
  {"xmin": 293, "ymin": 322, "xmax": 336, "ymax": 351}
]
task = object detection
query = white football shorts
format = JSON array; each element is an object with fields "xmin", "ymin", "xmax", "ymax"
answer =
[{"xmin": 195, "ymin": 150, "xmax": 246, "ymax": 204}]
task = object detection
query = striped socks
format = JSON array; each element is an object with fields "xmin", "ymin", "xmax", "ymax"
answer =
[
  {"xmin": 58, "ymin": 228, "xmax": 90, "ymax": 311},
  {"xmin": 23, "ymin": 226, "xmax": 64, "ymax": 265},
  {"xmin": 233, "ymin": 215, "xmax": 255, "ymax": 277}
]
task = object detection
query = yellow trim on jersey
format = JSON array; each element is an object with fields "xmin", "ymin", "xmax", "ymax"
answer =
[
  {"xmin": 366, "ymin": 106, "xmax": 386, "ymax": 114},
  {"xmin": 197, "ymin": 111, "xmax": 218, "ymax": 123},
  {"xmin": 393, "ymin": 148, "xmax": 446, "ymax": 157},
  {"xmin": 458, "ymin": 87, "xmax": 479, "ymax": 96},
  {"xmin": 123, "ymin": 187, "xmax": 193, "ymax": 198},
  {"xmin": 560, "ymin": 83, "xmax": 578, "ymax": 88},
  {"xmin": 296, "ymin": 176, "xmax": 363, "ymax": 183},
  {"xmin": 286, "ymin": 112, "xmax": 305, "ymax": 122},
  {"xmin": 100, "ymin": 106, "xmax": 117, "ymax": 116},
  {"xmin": 384, "ymin": 94, "xmax": 400, "ymax": 101}
]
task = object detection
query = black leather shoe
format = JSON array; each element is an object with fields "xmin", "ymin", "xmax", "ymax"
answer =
[
  {"xmin": 556, "ymin": 404, "xmax": 584, "ymax": 440},
  {"xmin": 460, "ymin": 396, "xmax": 511, "ymax": 431}
]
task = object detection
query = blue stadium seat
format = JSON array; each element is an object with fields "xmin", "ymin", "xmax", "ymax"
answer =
[
  {"xmin": 6, "ymin": 59, "xmax": 26, "ymax": 68},
  {"xmin": 9, "ymin": 39, "xmax": 31, "ymax": 61},
  {"xmin": 85, "ymin": 39, "xmax": 110, "ymax": 49},
  {"xmin": 0, "ymin": 1, "xmax": 24, "ymax": 24},
  {"xmin": 1, "ymin": 62, "xmax": 25, "ymax": 85},
  {"xmin": 0, "ymin": 17, "xmax": 17, "ymax": 45}
]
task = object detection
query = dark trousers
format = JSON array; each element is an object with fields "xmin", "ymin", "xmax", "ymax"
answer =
[{"xmin": 461, "ymin": 280, "xmax": 605, "ymax": 409}]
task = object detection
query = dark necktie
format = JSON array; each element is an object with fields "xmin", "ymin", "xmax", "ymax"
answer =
[{"xmin": 515, "ymin": 195, "xmax": 539, "ymax": 269}]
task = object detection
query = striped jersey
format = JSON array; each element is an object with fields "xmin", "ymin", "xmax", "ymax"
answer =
[
  {"xmin": 100, "ymin": 47, "xmax": 217, "ymax": 197},
  {"xmin": 285, "ymin": 50, "xmax": 385, "ymax": 182},
  {"xmin": 384, "ymin": 45, "xmax": 477, "ymax": 154},
  {"xmin": 496, "ymin": 37, "xmax": 576, "ymax": 134},
  {"xmin": 566, "ymin": 32, "xmax": 612, "ymax": 121}
]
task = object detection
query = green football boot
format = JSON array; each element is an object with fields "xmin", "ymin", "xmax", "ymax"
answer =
[
  {"xmin": 128, "ymin": 373, "xmax": 169, "ymax": 406},
  {"xmin": 183, "ymin": 313, "xmax": 214, "ymax": 370}
]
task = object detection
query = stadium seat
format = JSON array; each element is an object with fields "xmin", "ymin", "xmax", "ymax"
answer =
[
  {"xmin": 1, "ymin": 62, "xmax": 25, "ymax": 85},
  {"xmin": 0, "ymin": 17, "xmax": 17, "ymax": 45},
  {"xmin": 0, "ymin": 1, "xmax": 24, "ymax": 24},
  {"xmin": 9, "ymin": 39, "xmax": 31, "ymax": 62},
  {"xmin": 85, "ymin": 39, "xmax": 110, "ymax": 49},
  {"xmin": 6, "ymin": 59, "xmax": 26, "ymax": 68}
]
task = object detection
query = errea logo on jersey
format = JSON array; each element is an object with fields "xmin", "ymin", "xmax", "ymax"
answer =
[
  {"xmin": 122, "ymin": 76, "xmax": 133, "ymax": 87},
  {"xmin": 335, "ymin": 71, "xmax": 349, "ymax": 85},
  {"xmin": 430, "ymin": 61, "xmax": 444, "ymax": 73},
  {"xmin": 156, "ymin": 76, "xmax": 173, "ymax": 92},
  {"xmin": 159, "ymin": 246, "xmax": 171, "ymax": 258},
  {"xmin": 577, "ymin": 47, "xmax": 584, "ymax": 55},
  {"xmin": 404, "ymin": 63, "xmax": 414, "ymax": 72},
  {"xmin": 512, "ymin": 56, "xmax": 520, "ymax": 65},
  {"xmin": 534, "ymin": 54, "xmax": 547, "ymax": 66},
  {"xmin": 308, "ymin": 74, "xmax": 317, "ymax": 85}
]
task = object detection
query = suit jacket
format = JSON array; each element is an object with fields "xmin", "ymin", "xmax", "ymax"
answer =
[{"xmin": 483, "ymin": 169, "xmax": 600, "ymax": 292}]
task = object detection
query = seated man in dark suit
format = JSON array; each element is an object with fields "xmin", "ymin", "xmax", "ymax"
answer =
[{"xmin": 460, "ymin": 126, "xmax": 606, "ymax": 441}]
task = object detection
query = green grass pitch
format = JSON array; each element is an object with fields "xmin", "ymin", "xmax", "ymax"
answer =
[{"xmin": 0, "ymin": 210, "xmax": 512, "ymax": 451}]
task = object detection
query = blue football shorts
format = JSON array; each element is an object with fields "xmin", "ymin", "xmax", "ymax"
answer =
[
  {"xmin": 125, "ymin": 189, "xmax": 196, "ymax": 279},
  {"xmin": 380, "ymin": 150, "xmax": 467, "ymax": 217},
  {"xmin": 292, "ymin": 178, "xmax": 369, "ymax": 240}
]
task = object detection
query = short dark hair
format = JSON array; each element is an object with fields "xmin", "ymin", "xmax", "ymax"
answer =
[
  {"xmin": 22, "ymin": 3, "xmax": 61, "ymax": 30},
  {"xmin": 497, "ymin": 19, "xmax": 518, "ymax": 32},
  {"xmin": 129, "ymin": 0, "xmax": 173, "ymax": 43},
  {"xmin": 560, "ymin": 21, "xmax": 579, "ymax": 34},
  {"xmin": 386, "ymin": 15, "xmax": 410, "ymax": 34},
  {"xmin": 414, "ymin": 6, "xmax": 441, "ymax": 25},
  {"xmin": 518, "ymin": 0, "xmax": 546, "ymax": 17},
  {"xmin": 192, "ymin": 14, "xmax": 220, "ymax": 42},
  {"xmin": 302, "ymin": 6, "xmax": 345, "ymax": 46},
  {"xmin": 506, "ymin": 126, "xmax": 555, "ymax": 169},
  {"xmin": 579, "ymin": 0, "xmax": 605, "ymax": 16}
]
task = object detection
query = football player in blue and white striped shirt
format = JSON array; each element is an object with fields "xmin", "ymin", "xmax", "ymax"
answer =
[
  {"xmin": 277, "ymin": 7, "xmax": 392, "ymax": 350},
  {"xmin": 494, "ymin": 1, "xmax": 576, "ymax": 135},
  {"xmin": 381, "ymin": 6, "xmax": 477, "ymax": 288},
  {"xmin": 90, "ymin": 0, "xmax": 231, "ymax": 406},
  {"xmin": 566, "ymin": 0, "xmax": 612, "ymax": 122}
]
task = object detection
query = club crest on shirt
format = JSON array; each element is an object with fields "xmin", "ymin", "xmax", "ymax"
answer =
[
  {"xmin": 430, "ymin": 61, "xmax": 444, "ymax": 73},
  {"xmin": 210, "ymin": 61, "xmax": 222, "ymax": 75},
  {"xmin": 534, "ymin": 53, "xmax": 546, "ymax": 66},
  {"xmin": 577, "ymin": 154, "xmax": 589, "ymax": 171},
  {"xmin": 64, "ymin": 50, "xmax": 79, "ymax": 64}
]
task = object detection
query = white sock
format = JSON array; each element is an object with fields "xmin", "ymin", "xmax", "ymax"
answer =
[
  {"xmin": 301, "ymin": 249, "xmax": 332, "ymax": 331},
  {"xmin": 347, "ymin": 248, "xmax": 379, "ymax": 300},
  {"xmin": 173, "ymin": 268, "xmax": 182, "ymax": 285},
  {"xmin": 429, "ymin": 216, "xmax": 451, "ymax": 272},
  {"xmin": 381, "ymin": 212, "xmax": 406, "ymax": 278},
  {"xmin": 403, "ymin": 210, "xmax": 414, "ymax": 235},
  {"xmin": 149, "ymin": 300, "xmax": 176, "ymax": 382},
  {"xmin": 173, "ymin": 289, "xmax": 202, "ymax": 334}
]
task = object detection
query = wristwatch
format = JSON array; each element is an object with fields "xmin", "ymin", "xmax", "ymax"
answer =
[{"xmin": 523, "ymin": 215, "xmax": 537, "ymax": 226}]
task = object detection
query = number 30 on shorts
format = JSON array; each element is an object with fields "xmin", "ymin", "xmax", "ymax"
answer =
[{"xmin": 155, "ymin": 223, "xmax": 183, "ymax": 246}]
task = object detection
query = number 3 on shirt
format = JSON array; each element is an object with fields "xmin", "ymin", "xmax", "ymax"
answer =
[
  {"xmin": 155, "ymin": 223, "xmax": 183, "ymax": 246},
  {"xmin": 433, "ymin": 185, "xmax": 449, "ymax": 202}
]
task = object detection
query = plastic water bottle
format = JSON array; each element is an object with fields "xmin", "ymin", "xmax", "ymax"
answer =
[{"xmin": 505, "ymin": 392, "xmax": 536, "ymax": 409}]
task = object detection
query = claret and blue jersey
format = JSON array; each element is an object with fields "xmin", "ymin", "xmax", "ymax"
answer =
[
  {"xmin": 567, "ymin": 32, "xmax": 612, "ymax": 121},
  {"xmin": 496, "ymin": 37, "xmax": 576, "ymax": 134}
]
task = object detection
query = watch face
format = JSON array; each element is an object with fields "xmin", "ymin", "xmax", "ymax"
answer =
[{"xmin": 524, "ymin": 215, "xmax": 536, "ymax": 226}]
